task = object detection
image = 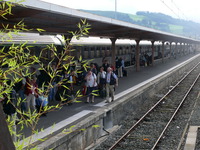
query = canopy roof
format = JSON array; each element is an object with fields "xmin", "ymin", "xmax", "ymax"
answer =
[{"xmin": 1, "ymin": 0, "xmax": 199, "ymax": 44}]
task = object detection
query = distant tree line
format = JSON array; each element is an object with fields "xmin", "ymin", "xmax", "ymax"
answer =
[{"xmin": 82, "ymin": 10, "xmax": 200, "ymax": 39}]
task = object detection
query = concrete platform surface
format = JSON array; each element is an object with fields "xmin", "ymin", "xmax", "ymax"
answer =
[{"xmin": 20, "ymin": 53, "xmax": 199, "ymax": 145}]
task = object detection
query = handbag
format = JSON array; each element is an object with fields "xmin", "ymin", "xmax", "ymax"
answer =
[{"xmin": 82, "ymin": 85, "xmax": 87, "ymax": 96}]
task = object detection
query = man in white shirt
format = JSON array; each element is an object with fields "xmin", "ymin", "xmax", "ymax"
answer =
[{"xmin": 105, "ymin": 67, "xmax": 118, "ymax": 103}]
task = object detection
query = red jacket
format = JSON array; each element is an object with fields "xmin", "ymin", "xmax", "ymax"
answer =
[{"xmin": 24, "ymin": 81, "xmax": 38, "ymax": 96}]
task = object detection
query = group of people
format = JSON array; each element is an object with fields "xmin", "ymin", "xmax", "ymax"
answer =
[
  {"xmin": 1, "ymin": 57, "xmax": 124, "ymax": 118},
  {"xmin": 0, "ymin": 75, "xmax": 40, "ymax": 141},
  {"xmin": 84, "ymin": 60, "xmax": 119, "ymax": 103},
  {"xmin": 14, "ymin": 74, "xmax": 45, "ymax": 114},
  {"xmin": 0, "ymin": 58, "xmax": 123, "ymax": 143}
]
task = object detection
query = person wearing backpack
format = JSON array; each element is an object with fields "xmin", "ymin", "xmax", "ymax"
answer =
[
  {"xmin": 105, "ymin": 67, "xmax": 118, "ymax": 103},
  {"xmin": 85, "ymin": 69, "xmax": 97, "ymax": 103},
  {"xmin": 97, "ymin": 66, "xmax": 106, "ymax": 98},
  {"xmin": 1, "ymin": 80, "xmax": 18, "ymax": 142}
]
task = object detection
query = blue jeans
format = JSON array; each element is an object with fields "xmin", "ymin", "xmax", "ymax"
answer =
[{"xmin": 48, "ymin": 82, "xmax": 56, "ymax": 101}]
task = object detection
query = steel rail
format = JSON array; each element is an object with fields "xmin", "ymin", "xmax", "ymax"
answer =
[
  {"xmin": 151, "ymin": 73, "xmax": 200, "ymax": 150},
  {"xmin": 109, "ymin": 62, "xmax": 200, "ymax": 150}
]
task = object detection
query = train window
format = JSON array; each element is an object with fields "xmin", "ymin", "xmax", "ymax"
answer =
[
  {"xmin": 90, "ymin": 50, "xmax": 94, "ymax": 58},
  {"xmin": 116, "ymin": 47, "xmax": 119, "ymax": 55},
  {"xmin": 126, "ymin": 48, "xmax": 129, "ymax": 54},
  {"xmin": 106, "ymin": 46, "xmax": 111, "ymax": 56},
  {"xmin": 100, "ymin": 48, "xmax": 105, "ymax": 57},
  {"xmin": 50, "ymin": 49, "xmax": 56, "ymax": 60},
  {"xmin": 123, "ymin": 48, "xmax": 125, "ymax": 54},
  {"xmin": 40, "ymin": 46, "xmax": 50, "ymax": 62},
  {"xmin": 84, "ymin": 51, "xmax": 88, "ymax": 59},
  {"xmin": 106, "ymin": 49, "xmax": 110, "ymax": 56},
  {"xmin": 96, "ymin": 50, "xmax": 100, "ymax": 57},
  {"xmin": 126, "ymin": 47, "xmax": 129, "ymax": 54},
  {"xmin": 72, "ymin": 47, "xmax": 78, "ymax": 59},
  {"xmin": 69, "ymin": 49, "xmax": 75, "ymax": 58},
  {"xmin": 29, "ymin": 47, "xmax": 35, "ymax": 56}
]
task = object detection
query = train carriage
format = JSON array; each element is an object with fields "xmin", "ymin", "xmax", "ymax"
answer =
[{"xmin": 0, "ymin": 33, "xmax": 188, "ymax": 68}]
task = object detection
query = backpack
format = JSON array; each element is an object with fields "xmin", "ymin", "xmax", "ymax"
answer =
[
  {"xmin": 110, "ymin": 73, "xmax": 116, "ymax": 85},
  {"xmin": 106, "ymin": 72, "xmax": 116, "ymax": 85}
]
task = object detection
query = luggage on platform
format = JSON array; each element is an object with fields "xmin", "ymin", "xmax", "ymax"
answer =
[
  {"xmin": 35, "ymin": 96, "xmax": 48, "ymax": 116},
  {"xmin": 123, "ymin": 69, "xmax": 128, "ymax": 77},
  {"xmin": 99, "ymin": 88, "xmax": 106, "ymax": 98}
]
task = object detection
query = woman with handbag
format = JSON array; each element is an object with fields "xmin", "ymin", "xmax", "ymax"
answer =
[{"xmin": 84, "ymin": 69, "xmax": 98, "ymax": 103}]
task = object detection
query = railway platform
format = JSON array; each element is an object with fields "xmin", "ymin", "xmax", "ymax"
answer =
[{"xmin": 21, "ymin": 53, "xmax": 200, "ymax": 149}]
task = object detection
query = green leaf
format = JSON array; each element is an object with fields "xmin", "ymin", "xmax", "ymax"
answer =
[
  {"xmin": 36, "ymin": 28, "xmax": 45, "ymax": 32},
  {"xmin": 92, "ymin": 125, "xmax": 100, "ymax": 128}
]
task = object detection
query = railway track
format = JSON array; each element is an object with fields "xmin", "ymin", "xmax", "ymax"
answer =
[{"xmin": 106, "ymin": 63, "xmax": 200, "ymax": 150}]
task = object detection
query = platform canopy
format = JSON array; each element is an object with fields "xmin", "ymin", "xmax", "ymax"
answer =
[{"xmin": 1, "ymin": 0, "xmax": 200, "ymax": 44}]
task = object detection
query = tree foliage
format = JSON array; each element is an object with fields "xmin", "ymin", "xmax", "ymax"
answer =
[
  {"xmin": 84, "ymin": 10, "xmax": 200, "ymax": 39},
  {"xmin": 0, "ymin": 1, "xmax": 91, "ymax": 149}
]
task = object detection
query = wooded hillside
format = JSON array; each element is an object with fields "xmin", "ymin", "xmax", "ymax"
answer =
[{"xmin": 83, "ymin": 10, "xmax": 200, "ymax": 39}]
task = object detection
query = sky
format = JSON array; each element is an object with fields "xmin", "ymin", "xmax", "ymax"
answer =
[{"xmin": 41, "ymin": 0, "xmax": 200, "ymax": 23}]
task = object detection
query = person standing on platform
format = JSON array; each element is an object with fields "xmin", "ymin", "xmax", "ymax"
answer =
[
  {"xmin": 97, "ymin": 66, "xmax": 106, "ymax": 98},
  {"xmin": 58, "ymin": 69, "xmax": 74, "ymax": 104},
  {"xmin": 25, "ymin": 77, "xmax": 38, "ymax": 113},
  {"xmin": 90, "ymin": 63, "xmax": 97, "ymax": 75},
  {"xmin": 121, "ymin": 57, "xmax": 125, "ymax": 73},
  {"xmin": 105, "ymin": 67, "xmax": 118, "ymax": 103},
  {"xmin": 85, "ymin": 69, "xmax": 97, "ymax": 103},
  {"xmin": 102, "ymin": 60, "xmax": 110, "ymax": 73},
  {"xmin": 116, "ymin": 57, "xmax": 123, "ymax": 77}
]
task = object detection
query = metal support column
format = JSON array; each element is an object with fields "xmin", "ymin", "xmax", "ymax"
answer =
[
  {"xmin": 135, "ymin": 40, "xmax": 140, "ymax": 71},
  {"xmin": 151, "ymin": 41, "xmax": 155, "ymax": 65},
  {"xmin": 180, "ymin": 43, "xmax": 183, "ymax": 55},
  {"xmin": 129, "ymin": 45, "xmax": 132, "ymax": 66},
  {"xmin": 183, "ymin": 43, "xmax": 185, "ymax": 55},
  {"xmin": 184, "ymin": 43, "xmax": 186, "ymax": 55},
  {"xmin": 174, "ymin": 42, "xmax": 177, "ymax": 59},
  {"xmin": 188, "ymin": 44, "xmax": 191, "ymax": 54},
  {"xmin": 169, "ymin": 42, "xmax": 172, "ymax": 58},
  {"xmin": 110, "ymin": 38, "xmax": 117, "ymax": 69},
  {"xmin": 162, "ymin": 41, "xmax": 165, "ymax": 63}
]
